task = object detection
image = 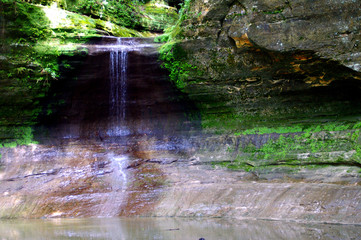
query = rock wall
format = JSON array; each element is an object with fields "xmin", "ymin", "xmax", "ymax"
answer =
[
  {"xmin": 168, "ymin": 0, "xmax": 361, "ymax": 130},
  {"xmin": 1, "ymin": 0, "xmax": 361, "ymax": 224},
  {"xmin": 159, "ymin": 0, "xmax": 361, "ymax": 170},
  {"xmin": 187, "ymin": 0, "xmax": 361, "ymax": 71},
  {"xmin": 148, "ymin": 1, "xmax": 361, "ymax": 222},
  {"xmin": 153, "ymin": 163, "xmax": 361, "ymax": 225}
]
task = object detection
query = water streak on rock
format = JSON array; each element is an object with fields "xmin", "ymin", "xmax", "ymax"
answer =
[{"xmin": 112, "ymin": 155, "xmax": 128, "ymax": 192}]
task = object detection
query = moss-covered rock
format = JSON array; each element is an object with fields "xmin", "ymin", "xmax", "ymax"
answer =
[
  {"xmin": 159, "ymin": 0, "xmax": 361, "ymax": 171},
  {"xmin": 0, "ymin": 0, "xmax": 150, "ymax": 146},
  {"xmin": 42, "ymin": 3, "xmax": 148, "ymax": 38},
  {"xmin": 139, "ymin": 0, "xmax": 178, "ymax": 32},
  {"xmin": 160, "ymin": 0, "xmax": 361, "ymax": 129}
]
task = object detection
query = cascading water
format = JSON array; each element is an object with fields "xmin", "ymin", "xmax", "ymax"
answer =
[
  {"xmin": 108, "ymin": 38, "xmax": 130, "ymax": 136},
  {"xmin": 100, "ymin": 38, "xmax": 132, "ymax": 216},
  {"xmin": 0, "ymin": 36, "xmax": 197, "ymax": 219}
]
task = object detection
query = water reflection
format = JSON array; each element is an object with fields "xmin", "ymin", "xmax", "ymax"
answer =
[{"xmin": 0, "ymin": 217, "xmax": 360, "ymax": 240}]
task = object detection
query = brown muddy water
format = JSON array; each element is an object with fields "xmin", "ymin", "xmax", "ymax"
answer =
[{"xmin": 0, "ymin": 217, "xmax": 360, "ymax": 240}]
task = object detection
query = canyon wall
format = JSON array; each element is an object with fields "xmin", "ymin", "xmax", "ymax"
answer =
[
  {"xmin": 1, "ymin": 0, "xmax": 361, "ymax": 224},
  {"xmin": 160, "ymin": 0, "xmax": 361, "ymax": 171}
]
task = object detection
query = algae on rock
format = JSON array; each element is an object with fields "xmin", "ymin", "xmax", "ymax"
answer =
[
  {"xmin": 139, "ymin": 0, "xmax": 179, "ymax": 32},
  {"xmin": 0, "ymin": 0, "xmax": 148, "ymax": 146},
  {"xmin": 159, "ymin": 0, "xmax": 361, "ymax": 171}
]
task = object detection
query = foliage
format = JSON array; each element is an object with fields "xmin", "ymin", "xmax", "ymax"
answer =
[
  {"xmin": 139, "ymin": 1, "xmax": 178, "ymax": 31},
  {"xmin": 6, "ymin": 0, "xmax": 178, "ymax": 32},
  {"xmin": 0, "ymin": 0, "xmax": 51, "ymax": 42},
  {"xmin": 154, "ymin": 0, "xmax": 191, "ymax": 42},
  {"xmin": 61, "ymin": 0, "xmax": 143, "ymax": 29},
  {"xmin": 0, "ymin": 126, "xmax": 37, "ymax": 148},
  {"xmin": 45, "ymin": 6, "xmax": 145, "ymax": 38},
  {"xmin": 17, "ymin": 0, "xmax": 57, "ymax": 5},
  {"xmin": 155, "ymin": 0, "xmax": 197, "ymax": 89},
  {"xmin": 154, "ymin": 33, "xmax": 170, "ymax": 43},
  {"xmin": 177, "ymin": 0, "xmax": 192, "ymax": 22},
  {"xmin": 159, "ymin": 41, "xmax": 197, "ymax": 89},
  {"xmin": 0, "ymin": 0, "xmax": 64, "ymax": 83},
  {"xmin": 0, "ymin": 1, "xmax": 87, "ymax": 147}
]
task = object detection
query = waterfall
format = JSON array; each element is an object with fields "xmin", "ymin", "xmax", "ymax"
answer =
[
  {"xmin": 108, "ymin": 38, "xmax": 130, "ymax": 136},
  {"xmin": 98, "ymin": 38, "xmax": 132, "ymax": 216}
]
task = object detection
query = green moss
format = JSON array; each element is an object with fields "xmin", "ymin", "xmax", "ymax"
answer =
[
  {"xmin": 0, "ymin": 0, "xmax": 52, "ymax": 42},
  {"xmin": 234, "ymin": 121, "xmax": 358, "ymax": 136},
  {"xmin": 140, "ymin": 1, "xmax": 178, "ymax": 31},
  {"xmin": 159, "ymin": 41, "xmax": 198, "ymax": 89},
  {"xmin": 236, "ymin": 126, "xmax": 303, "ymax": 135},
  {"xmin": 60, "ymin": 0, "xmax": 143, "ymax": 29},
  {"xmin": 200, "ymin": 112, "xmax": 241, "ymax": 133},
  {"xmin": 262, "ymin": 7, "xmax": 284, "ymax": 15},
  {"xmin": 353, "ymin": 122, "xmax": 361, "ymax": 129},
  {"xmin": 212, "ymin": 121, "xmax": 361, "ymax": 171},
  {"xmin": 352, "ymin": 130, "xmax": 361, "ymax": 160},
  {"xmin": 0, "ymin": 1, "xmax": 94, "ymax": 146}
]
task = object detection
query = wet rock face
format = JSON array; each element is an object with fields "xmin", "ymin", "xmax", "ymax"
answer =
[
  {"xmin": 174, "ymin": 0, "xmax": 361, "ymax": 129},
  {"xmin": 36, "ymin": 37, "xmax": 198, "ymax": 141},
  {"xmin": 0, "ymin": 138, "xmax": 172, "ymax": 218},
  {"xmin": 2, "ymin": 138, "xmax": 360, "ymax": 223},
  {"xmin": 0, "ymin": 37, "xmax": 201, "ymax": 219}
]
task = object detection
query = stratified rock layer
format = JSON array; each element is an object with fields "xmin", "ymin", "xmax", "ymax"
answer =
[
  {"xmin": 153, "ymin": 163, "xmax": 361, "ymax": 225},
  {"xmin": 170, "ymin": 0, "xmax": 361, "ymax": 131},
  {"xmin": 160, "ymin": 0, "xmax": 361, "ymax": 169},
  {"xmin": 148, "ymin": 0, "xmax": 361, "ymax": 223},
  {"xmin": 185, "ymin": 0, "xmax": 361, "ymax": 71},
  {"xmin": 1, "ymin": 139, "xmax": 361, "ymax": 224},
  {"xmin": 1, "ymin": 1, "xmax": 361, "ymax": 223}
]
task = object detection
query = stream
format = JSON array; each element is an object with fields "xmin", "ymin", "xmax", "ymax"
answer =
[{"xmin": 1, "ymin": 217, "xmax": 360, "ymax": 240}]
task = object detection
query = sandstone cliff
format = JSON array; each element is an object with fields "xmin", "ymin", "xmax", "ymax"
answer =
[{"xmin": 160, "ymin": 0, "xmax": 361, "ymax": 170}]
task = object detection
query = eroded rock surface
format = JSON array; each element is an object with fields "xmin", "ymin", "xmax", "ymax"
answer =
[
  {"xmin": 169, "ymin": 0, "xmax": 361, "ymax": 131},
  {"xmin": 185, "ymin": 0, "xmax": 361, "ymax": 71},
  {"xmin": 1, "ymin": 139, "xmax": 361, "ymax": 224},
  {"xmin": 0, "ymin": 138, "xmax": 173, "ymax": 218},
  {"xmin": 1, "ymin": 2, "xmax": 361, "ymax": 223},
  {"xmin": 154, "ymin": 162, "xmax": 361, "ymax": 224}
]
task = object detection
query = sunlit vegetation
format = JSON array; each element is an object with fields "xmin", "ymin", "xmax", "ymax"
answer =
[
  {"xmin": 0, "ymin": 0, "xmax": 180, "ymax": 147},
  {"xmin": 156, "ymin": 0, "xmax": 198, "ymax": 88}
]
